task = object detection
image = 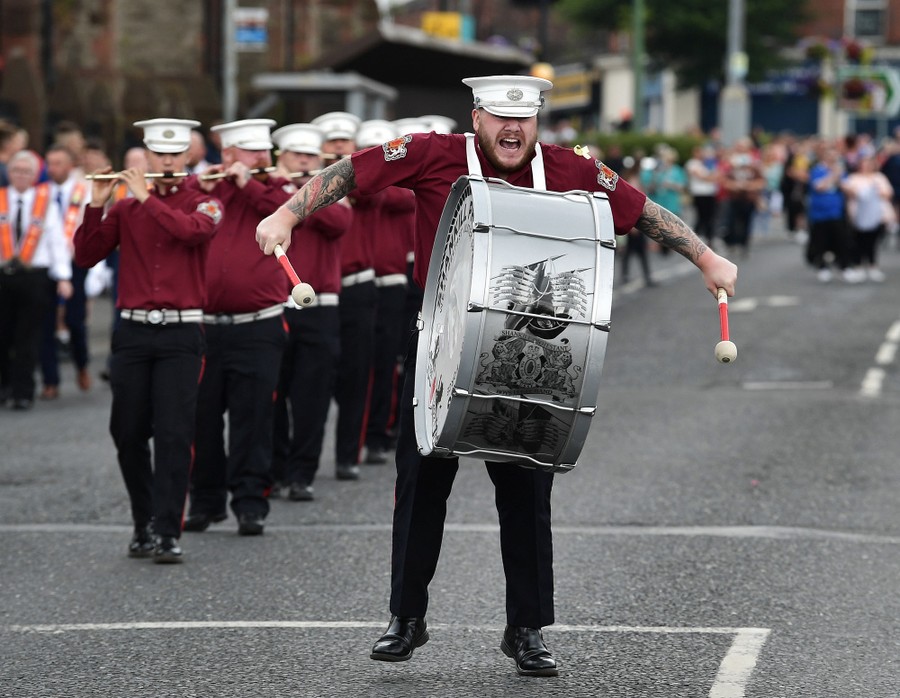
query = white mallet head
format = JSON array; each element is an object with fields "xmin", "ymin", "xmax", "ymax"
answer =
[
  {"xmin": 291, "ymin": 282, "xmax": 316, "ymax": 307},
  {"xmin": 715, "ymin": 340, "xmax": 737, "ymax": 364}
]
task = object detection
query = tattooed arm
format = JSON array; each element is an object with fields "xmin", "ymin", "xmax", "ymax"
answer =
[
  {"xmin": 635, "ymin": 197, "xmax": 738, "ymax": 297},
  {"xmin": 256, "ymin": 158, "xmax": 357, "ymax": 255}
]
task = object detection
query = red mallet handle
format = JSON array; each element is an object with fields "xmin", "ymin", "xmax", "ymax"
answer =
[
  {"xmin": 715, "ymin": 288, "xmax": 737, "ymax": 364},
  {"xmin": 273, "ymin": 244, "xmax": 316, "ymax": 307}
]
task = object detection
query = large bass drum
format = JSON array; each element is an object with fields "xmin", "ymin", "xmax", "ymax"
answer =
[{"xmin": 413, "ymin": 175, "xmax": 616, "ymax": 473}]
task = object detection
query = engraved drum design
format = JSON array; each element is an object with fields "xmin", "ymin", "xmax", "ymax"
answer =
[{"xmin": 413, "ymin": 176, "xmax": 616, "ymax": 473}]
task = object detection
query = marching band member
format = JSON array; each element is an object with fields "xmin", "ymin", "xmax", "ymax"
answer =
[
  {"xmin": 256, "ymin": 75, "xmax": 738, "ymax": 677},
  {"xmin": 73, "ymin": 118, "xmax": 222, "ymax": 563},
  {"xmin": 311, "ymin": 111, "xmax": 375, "ymax": 482},
  {"xmin": 270, "ymin": 123, "xmax": 352, "ymax": 501},
  {"xmin": 184, "ymin": 119, "xmax": 292, "ymax": 537},
  {"xmin": 0, "ymin": 150, "xmax": 71, "ymax": 410},
  {"xmin": 357, "ymin": 119, "xmax": 415, "ymax": 466}
]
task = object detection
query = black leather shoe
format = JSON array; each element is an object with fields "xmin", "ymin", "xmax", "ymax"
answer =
[
  {"xmin": 500, "ymin": 626, "xmax": 558, "ymax": 677},
  {"xmin": 288, "ymin": 482, "xmax": 314, "ymax": 501},
  {"xmin": 370, "ymin": 616, "xmax": 428, "ymax": 662},
  {"xmin": 153, "ymin": 536, "xmax": 183, "ymax": 564},
  {"xmin": 336, "ymin": 463, "xmax": 360, "ymax": 481},
  {"xmin": 237, "ymin": 512, "xmax": 265, "ymax": 536},
  {"xmin": 183, "ymin": 511, "xmax": 227, "ymax": 532},
  {"xmin": 128, "ymin": 524, "xmax": 155, "ymax": 558}
]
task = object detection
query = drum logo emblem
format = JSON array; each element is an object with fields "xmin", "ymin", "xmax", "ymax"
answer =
[
  {"xmin": 383, "ymin": 135, "xmax": 413, "ymax": 161},
  {"xmin": 595, "ymin": 160, "xmax": 618, "ymax": 191},
  {"xmin": 507, "ymin": 88, "xmax": 524, "ymax": 101}
]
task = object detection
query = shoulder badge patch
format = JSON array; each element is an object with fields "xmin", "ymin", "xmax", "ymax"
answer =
[
  {"xmin": 197, "ymin": 200, "xmax": 223, "ymax": 225},
  {"xmin": 383, "ymin": 135, "xmax": 413, "ymax": 162},
  {"xmin": 595, "ymin": 160, "xmax": 618, "ymax": 192},
  {"xmin": 282, "ymin": 183, "xmax": 298, "ymax": 194}
]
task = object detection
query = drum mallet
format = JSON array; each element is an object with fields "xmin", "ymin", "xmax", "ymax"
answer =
[
  {"xmin": 273, "ymin": 244, "xmax": 316, "ymax": 307},
  {"xmin": 715, "ymin": 288, "xmax": 737, "ymax": 364}
]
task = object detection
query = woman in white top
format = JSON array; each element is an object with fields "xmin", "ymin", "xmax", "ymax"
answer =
[
  {"xmin": 685, "ymin": 143, "xmax": 721, "ymax": 246},
  {"xmin": 842, "ymin": 153, "xmax": 894, "ymax": 282}
]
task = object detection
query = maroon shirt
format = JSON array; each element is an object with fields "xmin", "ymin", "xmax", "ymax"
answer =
[
  {"xmin": 200, "ymin": 176, "xmax": 295, "ymax": 313},
  {"xmin": 341, "ymin": 189, "xmax": 382, "ymax": 277},
  {"xmin": 374, "ymin": 187, "xmax": 415, "ymax": 277},
  {"xmin": 288, "ymin": 201, "xmax": 352, "ymax": 295},
  {"xmin": 73, "ymin": 184, "xmax": 222, "ymax": 310},
  {"xmin": 352, "ymin": 133, "xmax": 647, "ymax": 288}
]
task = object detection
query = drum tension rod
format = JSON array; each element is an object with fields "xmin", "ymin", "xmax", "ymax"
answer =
[{"xmin": 465, "ymin": 302, "xmax": 611, "ymax": 332}]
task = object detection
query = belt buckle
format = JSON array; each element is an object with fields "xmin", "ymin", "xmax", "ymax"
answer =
[
  {"xmin": 215, "ymin": 313, "xmax": 234, "ymax": 325},
  {"xmin": 147, "ymin": 309, "xmax": 165, "ymax": 325}
]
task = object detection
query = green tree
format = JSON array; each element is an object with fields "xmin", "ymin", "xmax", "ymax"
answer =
[{"xmin": 557, "ymin": 0, "xmax": 811, "ymax": 87}]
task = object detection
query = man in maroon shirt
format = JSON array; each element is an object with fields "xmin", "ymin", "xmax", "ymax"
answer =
[
  {"xmin": 311, "ymin": 111, "xmax": 377, "ymax": 482},
  {"xmin": 74, "ymin": 118, "xmax": 222, "ymax": 564},
  {"xmin": 184, "ymin": 119, "xmax": 293, "ymax": 537},
  {"xmin": 270, "ymin": 123, "xmax": 352, "ymax": 502},
  {"xmin": 257, "ymin": 76, "xmax": 738, "ymax": 677}
]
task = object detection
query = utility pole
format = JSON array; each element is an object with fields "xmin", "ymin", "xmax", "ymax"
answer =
[
  {"xmin": 719, "ymin": 0, "xmax": 750, "ymax": 146},
  {"xmin": 632, "ymin": 0, "xmax": 645, "ymax": 132},
  {"xmin": 223, "ymin": 0, "xmax": 238, "ymax": 122}
]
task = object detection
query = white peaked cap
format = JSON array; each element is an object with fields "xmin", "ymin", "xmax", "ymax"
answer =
[
  {"xmin": 272, "ymin": 123, "xmax": 324, "ymax": 155},
  {"xmin": 462, "ymin": 75, "xmax": 553, "ymax": 118},
  {"xmin": 356, "ymin": 120, "xmax": 399, "ymax": 149},
  {"xmin": 311, "ymin": 112, "xmax": 361, "ymax": 141},
  {"xmin": 393, "ymin": 118, "xmax": 431, "ymax": 136},
  {"xmin": 211, "ymin": 118, "xmax": 276, "ymax": 151},
  {"xmin": 420, "ymin": 115, "xmax": 457, "ymax": 134},
  {"xmin": 133, "ymin": 118, "xmax": 200, "ymax": 153}
]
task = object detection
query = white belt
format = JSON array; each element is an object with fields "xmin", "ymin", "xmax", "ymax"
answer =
[
  {"xmin": 202, "ymin": 303, "xmax": 284, "ymax": 325},
  {"xmin": 121, "ymin": 308, "xmax": 203, "ymax": 325},
  {"xmin": 375, "ymin": 273, "xmax": 408, "ymax": 287},
  {"xmin": 341, "ymin": 268, "xmax": 375, "ymax": 287},
  {"xmin": 284, "ymin": 293, "xmax": 339, "ymax": 310}
]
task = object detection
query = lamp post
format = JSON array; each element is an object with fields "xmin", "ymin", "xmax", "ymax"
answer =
[
  {"xmin": 632, "ymin": 0, "xmax": 645, "ymax": 132},
  {"xmin": 718, "ymin": 0, "xmax": 750, "ymax": 146}
]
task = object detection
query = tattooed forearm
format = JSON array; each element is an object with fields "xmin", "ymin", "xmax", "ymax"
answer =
[
  {"xmin": 635, "ymin": 199, "xmax": 708, "ymax": 263},
  {"xmin": 287, "ymin": 158, "xmax": 357, "ymax": 220}
]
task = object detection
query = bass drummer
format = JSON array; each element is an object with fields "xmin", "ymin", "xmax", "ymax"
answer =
[{"xmin": 256, "ymin": 75, "xmax": 738, "ymax": 677}]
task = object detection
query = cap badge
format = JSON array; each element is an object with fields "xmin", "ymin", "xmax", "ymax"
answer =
[
  {"xmin": 507, "ymin": 88, "xmax": 524, "ymax": 101},
  {"xmin": 162, "ymin": 129, "xmax": 175, "ymax": 139}
]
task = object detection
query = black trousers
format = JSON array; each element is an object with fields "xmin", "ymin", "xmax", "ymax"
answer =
[
  {"xmin": 272, "ymin": 305, "xmax": 340, "ymax": 486},
  {"xmin": 109, "ymin": 321, "xmax": 204, "ymax": 537},
  {"xmin": 334, "ymin": 279, "xmax": 377, "ymax": 466},
  {"xmin": 0, "ymin": 267, "xmax": 51, "ymax": 401},
  {"xmin": 390, "ymin": 333, "xmax": 555, "ymax": 628},
  {"xmin": 191, "ymin": 316, "xmax": 285, "ymax": 518},
  {"xmin": 366, "ymin": 283, "xmax": 408, "ymax": 453},
  {"xmin": 40, "ymin": 264, "xmax": 90, "ymax": 386}
]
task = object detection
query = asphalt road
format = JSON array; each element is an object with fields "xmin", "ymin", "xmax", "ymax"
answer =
[{"xmin": 2, "ymin": 226, "xmax": 899, "ymax": 697}]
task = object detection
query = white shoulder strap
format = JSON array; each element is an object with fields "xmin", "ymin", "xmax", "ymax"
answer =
[
  {"xmin": 465, "ymin": 132, "xmax": 546, "ymax": 190},
  {"xmin": 465, "ymin": 133, "xmax": 482, "ymax": 177}
]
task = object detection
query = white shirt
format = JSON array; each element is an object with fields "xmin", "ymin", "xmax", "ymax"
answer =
[{"xmin": 6, "ymin": 186, "xmax": 72, "ymax": 280}]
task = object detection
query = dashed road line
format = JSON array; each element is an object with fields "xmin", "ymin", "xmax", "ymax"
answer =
[{"xmin": 859, "ymin": 319, "xmax": 900, "ymax": 397}]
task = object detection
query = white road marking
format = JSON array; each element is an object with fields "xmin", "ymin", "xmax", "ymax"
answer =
[
  {"xmin": 876, "ymin": 342, "xmax": 897, "ymax": 365},
  {"xmin": 742, "ymin": 381, "xmax": 833, "ymax": 391},
  {"xmin": 859, "ymin": 318, "xmax": 900, "ymax": 397},
  {"xmin": 729, "ymin": 298, "xmax": 758, "ymax": 313},
  {"xmin": 5, "ymin": 619, "xmax": 771, "ymax": 697},
  {"xmin": 3, "ymin": 523, "xmax": 898, "ymax": 544},
  {"xmin": 709, "ymin": 629, "xmax": 772, "ymax": 698},
  {"xmin": 860, "ymin": 368, "xmax": 886, "ymax": 398}
]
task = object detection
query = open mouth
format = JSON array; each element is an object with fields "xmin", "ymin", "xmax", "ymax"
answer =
[{"xmin": 499, "ymin": 137, "xmax": 521, "ymax": 151}]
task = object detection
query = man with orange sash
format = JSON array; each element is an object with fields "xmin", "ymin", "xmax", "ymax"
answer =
[
  {"xmin": 0, "ymin": 150, "xmax": 71, "ymax": 410},
  {"xmin": 39, "ymin": 143, "xmax": 91, "ymax": 399}
]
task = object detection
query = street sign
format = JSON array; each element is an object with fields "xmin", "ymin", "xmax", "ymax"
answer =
[{"xmin": 836, "ymin": 65, "xmax": 900, "ymax": 117}]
